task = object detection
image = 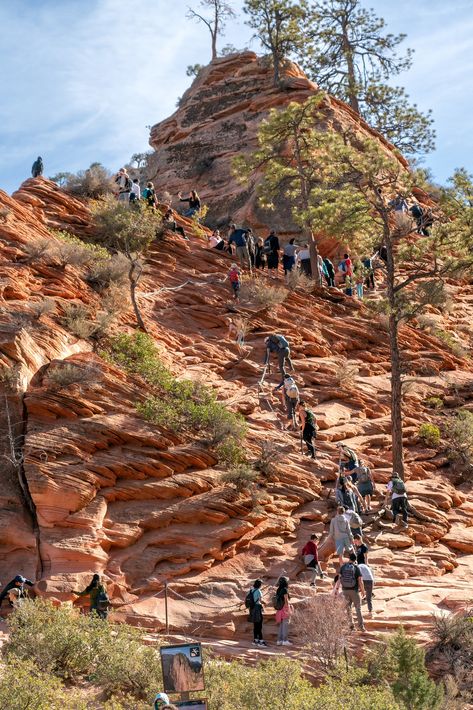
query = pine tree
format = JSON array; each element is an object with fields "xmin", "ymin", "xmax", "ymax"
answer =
[
  {"xmin": 243, "ymin": 0, "xmax": 308, "ymax": 86},
  {"xmin": 303, "ymin": 0, "xmax": 435, "ymax": 156},
  {"xmin": 389, "ymin": 627, "xmax": 443, "ymax": 709},
  {"xmin": 187, "ymin": 0, "xmax": 236, "ymax": 61}
]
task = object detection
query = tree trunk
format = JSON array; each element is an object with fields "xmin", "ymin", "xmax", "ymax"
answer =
[
  {"xmin": 342, "ymin": 20, "xmax": 360, "ymax": 114},
  {"xmin": 308, "ymin": 233, "xmax": 321, "ymax": 284},
  {"xmin": 128, "ymin": 261, "xmax": 147, "ymax": 332},
  {"xmin": 211, "ymin": 29, "xmax": 217, "ymax": 61},
  {"xmin": 386, "ymin": 237, "xmax": 405, "ymax": 478},
  {"xmin": 273, "ymin": 51, "xmax": 280, "ymax": 86}
]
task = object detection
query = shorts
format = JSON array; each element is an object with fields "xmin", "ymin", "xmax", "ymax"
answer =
[
  {"xmin": 357, "ymin": 481, "xmax": 373, "ymax": 497},
  {"xmin": 231, "ymin": 281, "xmax": 240, "ymax": 294},
  {"xmin": 335, "ymin": 536, "xmax": 352, "ymax": 556}
]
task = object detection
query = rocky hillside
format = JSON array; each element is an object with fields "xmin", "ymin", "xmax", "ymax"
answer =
[
  {"xmin": 0, "ymin": 177, "xmax": 472, "ymax": 647},
  {"xmin": 148, "ymin": 51, "xmax": 412, "ymax": 238}
]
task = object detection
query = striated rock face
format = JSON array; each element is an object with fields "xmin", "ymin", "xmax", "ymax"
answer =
[
  {"xmin": 148, "ymin": 52, "xmax": 409, "ymax": 240},
  {"xmin": 0, "ymin": 178, "xmax": 472, "ymax": 646}
]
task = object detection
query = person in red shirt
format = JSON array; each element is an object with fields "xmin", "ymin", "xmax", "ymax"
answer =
[
  {"xmin": 301, "ymin": 534, "xmax": 325, "ymax": 587},
  {"xmin": 343, "ymin": 253, "xmax": 353, "ymax": 277}
]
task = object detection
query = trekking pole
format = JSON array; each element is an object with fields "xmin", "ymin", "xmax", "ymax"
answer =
[{"xmin": 259, "ymin": 364, "xmax": 268, "ymax": 388}]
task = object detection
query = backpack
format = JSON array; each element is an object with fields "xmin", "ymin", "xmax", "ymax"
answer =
[
  {"xmin": 356, "ymin": 466, "xmax": 371, "ymax": 483},
  {"xmin": 245, "ymin": 589, "xmax": 256, "ymax": 610},
  {"xmin": 124, "ymin": 176, "xmax": 132, "ymax": 191},
  {"xmin": 96, "ymin": 587, "xmax": 110, "ymax": 611},
  {"xmin": 338, "ymin": 261, "xmax": 346, "ymax": 273},
  {"xmin": 340, "ymin": 563, "xmax": 357, "ymax": 590},
  {"xmin": 410, "ymin": 204, "xmax": 423, "ymax": 219},
  {"xmin": 285, "ymin": 379, "xmax": 299, "ymax": 399},
  {"xmin": 392, "ymin": 478, "xmax": 406, "ymax": 495},
  {"xmin": 272, "ymin": 591, "xmax": 285, "ymax": 610},
  {"xmin": 276, "ymin": 335, "xmax": 289, "ymax": 349}
]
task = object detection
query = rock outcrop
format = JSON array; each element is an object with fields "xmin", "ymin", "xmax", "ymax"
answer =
[
  {"xmin": 0, "ymin": 175, "xmax": 472, "ymax": 644},
  {"xmin": 148, "ymin": 52, "xmax": 409, "ymax": 239}
]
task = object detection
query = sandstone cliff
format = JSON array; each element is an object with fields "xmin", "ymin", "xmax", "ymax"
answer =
[{"xmin": 0, "ymin": 177, "xmax": 472, "ymax": 647}]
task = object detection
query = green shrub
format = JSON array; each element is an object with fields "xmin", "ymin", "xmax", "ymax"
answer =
[
  {"xmin": 445, "ymin": 410, "xmax": 473, "ymax": 473},
  {"xmin": 0, "ymin": 657, "xmax": 86, "ymax": 710},
  {"xmin": 388, "ymin": 627, "xmax": 443, "ymax": 710},
  {"xmin": 87, "ymin": 253, "xmax": 129, "ymax": 291},
  {"xmin": 221, "ymin": 464, "xmax": 258, "ymax": 492},
  {"xmin": 424, "ymin": 396, "xmax": 444, "ymax": 410},
  {"xmin": 433, "ymin": 328, "xmax": 467, "ymax": 358},
  {"xmin": 51, "ymin": 162, "xmax": 114, "ymax": 198},
  {"xmin": 418, "ymin": 422, "xmax": 441, "ymax": 447}
]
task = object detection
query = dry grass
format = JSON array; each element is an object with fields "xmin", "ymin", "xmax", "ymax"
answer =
[
  {"xmin": 240, "ymin": 277, "xmax": 286, "ymax": 309},
  {"xmin": 47, "ymin": 363, "xmax": 99, "ymax": 388},
  {"xmin": 287, "ymin": 269, "xmax": 314, "ymax": 293},
  {"xmin": 30, "ymin": 299, "xmax": 56, "ymax": 320},
  {"xmin": 292, "ymin": 594, "xmax": 350, "ymax": 671},
  {"xmin": 335, "ymin": 361, "xmax": 359, "ymax": 389}
]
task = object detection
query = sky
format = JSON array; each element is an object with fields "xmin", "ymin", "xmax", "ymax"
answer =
[{"xmin": 0, "ymin": 0, "xmax": 472, "ymax": 193}]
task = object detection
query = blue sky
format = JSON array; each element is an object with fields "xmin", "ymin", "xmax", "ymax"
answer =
[{"xmin": 0, "ymin": 0, "xmax": 471, "ymax": 193}]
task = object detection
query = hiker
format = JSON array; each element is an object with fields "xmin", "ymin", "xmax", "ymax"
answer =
[
  {"xmin": 410, "ymin": 203, "xmax": 424, "ymax": 233},
  {"xmin": 208, "ymin": 229, "xmax": 225, "ymax": 250},
  {"xmin": 7, "ymin": 588, "xmax": 24, "ymax": 608},
  {"xmin": 338, "ymin": 445, "xmax": 360, "ymax": 481},
  {"xmin": 114, "ymin": 168, "xmax": 132, "ymax": 204},
  {"xmin": 31, "ymin": 156, "xmax": 43, "ymax": 178},
  {"xmin": 301, "ymin": 534, "xmax": 324, "ymax": 587},
  {"xmin": 338, "ymin": 253, "xmax": 353, "ymax": 281},
  {"xmin": 345, "ymin": 274, "xmax": 353, "ymax": 297},
  {"xmin": 297, "ymin": 245, "xmax": 311, "ymax": 277},
  {"xmin": 358, "ymin": 561, "xmax": 374, "ymax": 617},
  {"xmin": 154, "ymin": 693, "xmax": 171, "ymax": 709},
  {"xmin": 246, "ymin": 228, "xmax": 256, "ymax": 267},
  {"xmin": 362, "ymin": 255, "xmax": 375, "ymax": 290},
  {"xmin": 274, "ymin": 576, "xmax": 292, "ymax": 646},
  {"xmin": 323, "ymin": 257, "xmax": 335, "ymax": 287},
  {"xmin": 73, "ymin": 573, "xmax": 110, "ymax": 619},
  {"xmin": 274, "ymin": 373, "xmax": 299, "ymax": 429},
  {"xmin": 224, "ymin": 263, "xmax": 242, "ymax": 302},
  {"xmin": 264, "ymin": 334, "xmax": 293, "ymax": 376},
  {"xmin": 344, "ymin": 507, "xmax": 363, "ymax": 538},
  {"xmin": 298, "ymin": 399, "xmax": 317, "ymax": 459},
  {"xmin": 389, "ymin": 194, "xmax": 409, "ymax": 213},
  {"xmin": 386, "ymin": 472, "xmax": 409, "ymax": 528},
  {"xmin": 329, "ymin": 505, "xmax": 354, "ymax": 566},
  {"xmin": 129, "ymin": 178, "xmax": 141, "ymax": 203},
  {"xmin": 354, "ymin": 261, "xmax": 365, "ymax": 300},
  {"xmin": 282, "ymin": 238, "xmax": 298, "ymax": 276},
  {"xmin": 142, "ymin": 181, "xmax": 158, "ymax": 208},
  {"xmin": 0, "ymin": 575, "xmax": 34, "ymax": 607},
  {"xmin": 163, "ymin": 209, "xmax": 188, "ymax": 239},
  {"xmin": 376, "ymin": 243, "xmax": 388, "ymax": 264},
  {"xmin": 339, "ymin": 552, "xmax": 366, "ymax": 631},
  {"xmin": 255, "ymin": 237, "xmax": 266, "ymax": 269},
  {"xmin": 263, "ymin": 230, "xmax": 280, "ymax": 275},
  {"xmin": 178, "ymin": 189, "xmax": 200, "ymax": 217},
  {"xmin": 246, "ymin": 579, "xmax": 267, "ymax": 646},
  {"xmin": 336, "ymin": 475, "xmax": 365, "ymax": 514},
  {"xmin": 353, "ymin": 534, "xmax": 369, "ymax": 565},
  {"xmin": 229, "ymin": 225, "xmax": 252, "ymax": 270},
  {"xmin": 354, "ymin": 461, "xmax": 375, "ymax": 511}
]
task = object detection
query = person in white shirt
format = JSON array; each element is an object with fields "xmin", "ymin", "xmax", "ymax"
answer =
[
  {"xmin": 208, "ymin": 230, "xmax": 224, "ymax": 250},
  {"xmin": 385, "ymin": 473, "xmax": 408, "ymax": 528},
  {"xmin": 297, "ymin": 244, "xmax": 311, "ymax": 277},
  {"xmin": 130, "ymin": 178, "xmax": 140, "ymax": 203},
  {"xmin": 357, "ymin": 563, "xmax": 374, "ymax": 616}
]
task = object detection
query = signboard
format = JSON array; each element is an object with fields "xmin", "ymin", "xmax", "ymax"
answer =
[{"xmin": 160, "ymin": 643, "xmax": 205, "ymax": 694}]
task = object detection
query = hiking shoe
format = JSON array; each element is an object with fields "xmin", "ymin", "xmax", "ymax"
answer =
[
  {"xmin": 282, "ymin": 641, "xmax": 292, "ymax": 646},
  {"xmin": 310, "ymin": 582, "xmax": 316, "ymax": 587},
  {"xmin": 259, "ymin": 640, "xmax": 268, "ymax": 646},
  {"xmin": 253, "ymin": 640, "xmax": 260, "ymax": 645},
  {"xmin": 276, "ymin": 640, "xmax": 283, "ymax": 646}
]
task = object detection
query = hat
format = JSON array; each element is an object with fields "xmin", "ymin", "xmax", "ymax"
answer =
[{"xmin": 154, "ymin": 693, "xmax": 170, "ymax": 706}]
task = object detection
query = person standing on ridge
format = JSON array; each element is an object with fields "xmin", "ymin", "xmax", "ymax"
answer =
[
  {"xmin": 142, "ymin": 181, "xmax": 158, "ymax": 208},
  {"xmin": 255, "ymin": 237, "xmax": 266, "ymax": 269},
  {"xmin": 114, "ymin": 168, "xmax": 132, "ymax": 205},
  {"xmin": 274, "ymin": 372, "xmax": 299, "ymax": 429},
  {"xmin": 339, "ymin": 552, "xmax": 366, "ymax": 632},
  {"xmin": 178, "ymin": 189, "xmax": 201, "ymax": 217},
  {"xmin": 282, "ymin": 238, "xmax": 298, "ymax": 277},
  {"xmin": 297, "ymin": 244, "xmax": 311, "ymax": 277},
  {"xmin": 358, "ymin": 561, "xmax": 375, "ymax": 617},
  {"xmin": 264, "ymin": 334, "xmax": 293, "ymax": 376},
  {"xmin": 323, "ymin": 256, "xmax": 335, "ymax": 287},
  {"xmin": 129, "ymin": 177, "xmax": 141, "ymax": 204},
  {"xmin": 298, "ymin": 399, "xmax": 317, "ymax": 459},
  {"xmin": 274, "ymin": 576, "xmax": 292, "ymax": 646},
  {"xmin": 301, "ymin": 533, "xmax": 324, "ymax": 587},
  {"xmin": 31, "ymin": 156, "xmax": 43, "ymax": 178},
  {"xmin": 246, "ymin": 579, "xmax": 267, "ymax": 646},
  {"xmin": 263, "ymin": 230, "xmax": 280, "ymax": 276},
  {"xmin": 229, "ymin": 225, "xmax": 252, "ymax": 271}
]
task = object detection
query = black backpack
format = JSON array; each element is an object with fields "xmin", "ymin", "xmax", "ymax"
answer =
[
  {"xmin": 340, "ymin": 563, "xmax": 357, "ymax": 590},
  {"xmin": 392, "ymin": 478, "xmax": 406, "ymax": 495},
  {"xmin": 244, "ymin": 589, "xmax": 256, "ymax": 610},
  {"xmin": 125, "ymin": 176, "xmax": 132, "ymax": 191},
  {"xmin": 272, "ymin": 591, "xmax": 285, "ymax": 610}
]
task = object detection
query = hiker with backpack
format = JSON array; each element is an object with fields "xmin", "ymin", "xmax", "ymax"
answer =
[
  {"xmin": 298, "ymin": 400, "xmax": 317, "ymax": 459},
  {"xmin": 178, "ymin": 190, "xmax": 201, "ymax": 218},
  {"xmin": 301, "ymin": 534, "xmax": 324, "ymax": 587},
  {"xmin": 245, "ymin": 579, "xmax": 267, "ymax": 646},
  {"xmin": 336, "ymin": 474, "xmax": 365, "ymax": 514},
  {"xmin": 274, "ymin": 576, "xmax": 292, "ymax": 646},
  {"xmin": 329, "ymin": 506, "xmax": 354, "ymax": 566},
  {"xmin": 264, "ymin": 334, "xmax": 293, "ymax": 376},
  {"xmin": 129, "ymin": 178, "xmax": 141, "ymax": 204},
  {"xmin": 229, "ymin": 225, "xmax": 252, "ymax": 271},
  {"xmin": 344, "ymin": 507, "xmax": 363, "ymax": 539},
  {"xmin": 224, "ymin": 263, "xmax": 242, "ymax": 302},
  {"xmin": 142, "ymin": 181, "xmax": 158, "ymax": 209},
  {"xmin": 282, "ymin": 238, "xmax": 298, "ymax": 277},
  {"xmin": 263, "ymin": 230, "xmax": 280, "ymax": 276},
  {"xmin": 0, "ymin": 575, "xmax": 34, "ymax": 607},
  {"xmin": 338, "ymin": 445, "xmax": 360, "ymax": 481},
  {"xmin": 362, "ymin": 255, "xmax": 376, "ymax": 290},
  {"xmin": 274, "ymin": 373, "xmax": 299, "ymax": 429},
  {"xmin": 386, "ymin": 473, "xmax": 409, "ymax": 528},
  {"xmin": 354, "ymin": 461, "xmax": 375, "ymax": 511},
  {"xmin": 323, "ymin": 257, "xmax": 335, "ymax": 287},
  {"xmin": 114, "ymin": 168, "xmax": 132, "ymax": 204},
  {"xmin": 358, "ymin": 561, "xmax": 374, "ymax": 617},
  {"xmin": 73, "ymin": 573, "xmax": 110, "ymax": 619},
  {"xmin": 339, "ymin": 552, "xmax": 366, "ymax": 632}
]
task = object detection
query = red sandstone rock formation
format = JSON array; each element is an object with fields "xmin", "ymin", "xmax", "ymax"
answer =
[{"xmin": 0, "ymin": 177, "xmax": 472, "ymax": 647}]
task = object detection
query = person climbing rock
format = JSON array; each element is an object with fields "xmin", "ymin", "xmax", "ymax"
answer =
[
  {"xmin": 329, "ymin": 506, "xmax": 354, "ymax": 566},
  {"xmin": 323, "ymin": 257, "xmax": 335, "ymax": 287},
  {"xmin": 340, "ymin": 552, "xmax": 366, "ymax": 632},
  {"xmin": 282, "ymin": 238, "xmax": 298, "ymax": 277},
  {"xmin": 338, "ymin": 445, "xmax": 360, "ymax": 481},
  {"xmin": 264, "ymin": 334, "xmax": 293, "ymax": 376},
  {"xmin": 344, "ymin": 507, "xmax": 363, "ymax": 538},
  {"xmin": 163, "ymin": 208, "xmax": 188, "ymax": 239},
  {"xmin": 297, "ymin": 399, "xmax": 317, "ymax": 459},
  {"xmin": 229, "ymin": 225, "xmax": 252, "ymax": 271},
  {"xmin": 274, "ymin": 576, "xmax": 292, "ymax": 646},
  {"xmin": 301, "ymin": 534, "xmax": 324, "ymax": 587},
  {"xmin": 386, "ymin": 473, "xmax": 409, "ymax": 528},
  {"xmin": 129, "ymin": 177, "xmax": 141, "ymax": 203},
  {"xmin": 224, "ymin": 263, "xmax": 241, "ymax": 302},
  {"xmin": 263, "ymin": 230, "xmax": 280, "ymax": 276},
  {"xmin": 354, "ymin": 461, "xmax": 375, "ymax": 511},
  {"xmin": 353, "ymin": 534, "xmax": 369, "ymax": 565},
  {"xmin": 73, "ymin": 573, "xmax": 110, "ymax": 619},
  {"xmin": 178, "ymin": 189, "xmax": 201, "ymax": 217},
  {"xmin": 114, "ymin": 168, "xmax": 132, "ymax": 204},
  {"xmin": 0, "ymin": 575, "xmax": 34, "ymax": 607},
  {"xmin": 358, "ymin": 561, "xmax": 375, "ymax": 617},
  {"xmin": 274, "ymin": 373, "xmax": 299, "ymax": 429},
  {"xmin": 246, "ymin": 579, "xmax": 267, "ymax": 646},
  {"xmin": 31, "ymin": 156, "xmax": 43, "ymax": 178}
]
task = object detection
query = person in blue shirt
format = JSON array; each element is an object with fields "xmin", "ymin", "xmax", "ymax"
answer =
[
  {"xmin": 229, "ymin": 224, "xmax": 252, "ymax": 271},
  {"xmin": 248, "ymin": 579, "xmax": 266, "ymax": 646}
]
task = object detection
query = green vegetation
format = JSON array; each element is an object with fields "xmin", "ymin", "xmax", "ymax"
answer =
[
  {"xmin": 445, "ymin": 409, "xmax": 473, "ymax": 474},
  {"xmin": 433, "ymin": 328, "xmax": 467, "ymax": 358},
  {"xmin": 104, "ymin": 333, "xmax": 247, "ymax": 465},
  {"xmin": 50, "ymin": 162, "xmax": 114, "ymax": 199},
  {"xmin": 221, "ymin": 463, "xmax": 258, "ymax": 491},
  {"xmin": 424, "ymin": 396, "xmax": 444, "ymax": 410},
  {"xmin": 418, "ymin": 423, "xmax": 441, "ymax": 447}
]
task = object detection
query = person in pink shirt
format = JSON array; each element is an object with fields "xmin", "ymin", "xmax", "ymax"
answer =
[{"xmin": 275, "ymin": 576, "xmax": 292, "ymax": 646}]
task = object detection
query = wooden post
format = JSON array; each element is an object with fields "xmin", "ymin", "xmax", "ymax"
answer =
[{"xmin": 164, "ymin": 581, "xmax": 169, "ymax": 635}]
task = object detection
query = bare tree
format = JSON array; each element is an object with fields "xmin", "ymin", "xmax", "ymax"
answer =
[
  {"xmin": 292, "ymin": 594, "xmax": 350, "ymax": 670},
  {"xmin": 187, "ymin": 0, "xmax": 236, "ymax": 61}
]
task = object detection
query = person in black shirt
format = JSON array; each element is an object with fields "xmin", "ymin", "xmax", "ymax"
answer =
[
  {"xmin": 178, "ymin": 190, "xmax": 201, "ymax": 217},
  {"xmin": 264, "ymin": 230, "xmax": 280, "ymax": 274},
  {"xmin": 353, "ymin": 535, "xmax": 369, "ymax": 565},
  {"xmin": 0, "ymin": 575, "xmax": 34, "ymax": 606}
]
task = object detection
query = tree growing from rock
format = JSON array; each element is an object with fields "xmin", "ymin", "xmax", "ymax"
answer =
[
  {"xmin": 302, "ymin": 0, "xmax": 435, "ymax": 156},
  {"xmin": 187, "ymin": 0, "xmax": 236, "ymax": 61},
  {"xmin": 90, "ymin": 197, "xmax": 161, "ymax": 331},
  {"xmin": 243, "ymin": 0, "xmax": 308, "ymax": 86}
]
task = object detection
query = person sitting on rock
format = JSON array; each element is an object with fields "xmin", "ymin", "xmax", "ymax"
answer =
[
  {"xmin": 301, "ymin": 534, "xmax": 324, "ymax": 587},
  {"xmin": 0, "ymin": 575, "xmax": 34, "ymax": 607},
  {"xmin": 264, "ymin": 334, "xmax": 293, "ymax": 376},
  {"xmin": 274, "ymin": 372, "xmax": 299, "ymax": 429},
  {"xmin": 73, "ymin": 573, "xmax": 110, "ymax": 619},
  {"xmin": 208, "ymin": 229, "xmax": 225, "ymax": 250},
  {"xmin": 385, "ymin": 473, "xmax": 409, "ymax": 528},
  {"xmin": 178, "ymin": 189, "xmax": 201, "ymax": 218},
  {"xmin": 31, "ymin": 156, "xmax": 43, "ymax": 178},
  {"xmin": 297, "ymin": 399, "xmax": 317, "ymax": 459},
  {"xmin": 163, "ymin": 208, "xmax": 188, "ymax": 240},
  {"xmin": 329, "ymin": 506, "xmax": 354, "ymax": 567}
]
